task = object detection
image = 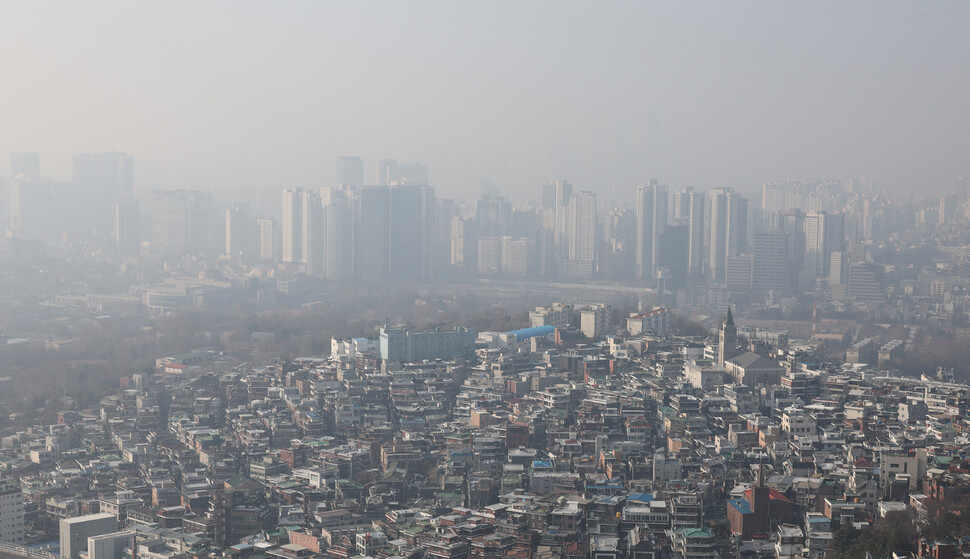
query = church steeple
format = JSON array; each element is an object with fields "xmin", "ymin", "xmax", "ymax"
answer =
[{"xmin": 718, "ymin": 304, "xmax": 737, "ymax": 367}]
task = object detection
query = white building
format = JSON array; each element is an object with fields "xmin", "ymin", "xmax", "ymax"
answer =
[
  {"xmin": 61, "ymin": 513, "xmax": 118, "ymax": 559},
  {"xmin": 0, "ymin": 477, "xmax": 24, "ymax": 543},
  {"xmin": 87, "ymin": 531, "xmax": 133, "ymax": 559}
]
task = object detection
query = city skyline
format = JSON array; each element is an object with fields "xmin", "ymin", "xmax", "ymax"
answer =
[{"xmin": 2, "ymin": 2, "xmax": 969, "ymax": 200}]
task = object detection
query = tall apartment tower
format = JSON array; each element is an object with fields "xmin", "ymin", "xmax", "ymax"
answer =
[
  {"xmin": 336, "ymin": 156, "xmax": 364, "ymax": 187},
  {"xmin": 389, "ymin": 184, "xmax": 436, "ymax": 283},
  {"xmin": 151, "ymin": 190, "xmax": 211, "ymax": 252},
  {"xmin": 683, "ymin": 188, "xmax": 705, "ymax": 281},
  {"xmin": 322, "ymin": 187, "xmax": 354, "ymax": 281},
  {"xmin": 708, "ymin": 188, "xmax": 748, "ymax": 283},
  {"xmin": 753, "ymin": 229, "xmax": 791, "ymax": 294},
  {"xmin": 803, "ymin": 210, "xmax": 845, "ymax": 286},
  {"xmin": 635, "ymin": 180, "xmax": 667, "ymax": 282},
  {"xmin": 301, "ymin": 189, "xmax": 325, "ymax": 276},
  {"xmin": 281, "ymin": 189, "xmax": 303, "ymax": 263},
  {"xmin": 541, "ymin": 179, "xmax": 573, "ymax": 255},
  {"xmin": 257, "ymin": 217, "xmax": 275, "ymax": 260},
  {"xmin": 73, "ymin": 152, "xmax": 134, "ymax": 234},
  {"xmin": 564, "ymin": 191, "xmax": 596, "ymax": 278},
  {"xmin": 357, "ymin": 186, "xmax": 390, "ymax": 282},
  {"xmin": 225, "ymin": 204, "xmax": 251, "ymax": 259}
]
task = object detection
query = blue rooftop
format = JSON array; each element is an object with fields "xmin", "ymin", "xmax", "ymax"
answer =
[
  {"xmin": 505, "ymin": 325, "xmax": 556, "ymax": 340},
  {"xmin": 728, "ymin": 498, "xmax": 752, "ymax": 515},
  {"xmin": 627, "ymin": 493, "xmax": 654, "ymax": 503}
]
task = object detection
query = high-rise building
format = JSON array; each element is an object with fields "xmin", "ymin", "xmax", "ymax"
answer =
[
  {"xmin": 151, "ymin": 190, "xmax": 212, "ymax": 252},
  {"xmin": 803, "ymin": 211, "xmax": 845, "ymax": 286},
  {"xmin": 708, "ymin": 188, "xmax": 747, "ymax": 282},
  {"xmin": 476, "ymin": 195, "xmax": 512, "ymax": 238},
  {"xmin": 389, "ymin": 184, "xmax": 436, "ymax": 282},
  {"xmin": 225, "ymin": 204, "xmax": 252, "ymax": 259},
  {"xmin": 323, "ymin": 188, "xmax": 354, "ymax": 281},
  {"xmin": 478, "ymin": 236, "xmax": 501, "ymax": 274},
  {"xmin": 564, "ymin": 191, "xmax": 596, "ymax": 278},
  {"xmin": 336, "ymin": 156, "xmax": 364, "ymax": 187},
  {"xmin": 73, "ymin": 152, "xmax": 134, "ymax": 234},
  {"xmin": 501, "ymin": 237, "xmax": 531, "ymax": 277},
  {"xmin": 357, "ymin": 186, "xmax": 390, "ymax": 282},
  {"xmin": 683, "ymin": 188, "xmax": 705, "ymax": 281},
  {"xmin": 302, "ymin": 190, "xmax": 325, "ymax": 276},
  {"xmin": 257, "ymin": 218, "xmax": 275, "ymax": 260},
  {"xmin": 281, "ymin": 189, "xmax": 303, "ymax": 263},
  {"xmin": 9, "ymin": 152, "xmax": 39, "ymax": 178},
  {"xmin": 115, "ymin": 199, "xmax": 140, "ymax": 258},
  {"xmin": 541, "ymin": 179, "xmax": 573, "ymax": 260},
  {"xmin": 635, "ymin": 180, "xmax": 667, "ymax": 282},
  {"xmin": 753, "ymin": 229, "xmax": 790, "ymax": 294}
]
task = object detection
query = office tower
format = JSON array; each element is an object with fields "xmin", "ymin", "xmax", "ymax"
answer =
[
  {"xmin": 257, "ymin": 218, "xmax": 275, "ymax": 260},
  {"xmin": 477, "ymin": 195, "xmax": 512, "ymax": 238},
  {"xmin": 635, "ymin": 180, "xmax": 667, "ymax": 282},
  {"xmin": 564, "ymin": 191, "xmax": 596, "ymax": 278},
  {"xmin": 336, "ymin": 156, "xmax": 364, "ymax": 187},
  {"xmin": 848, "ymin": 262, "xmax": 884, "ymax": 303},
  {"xmin": 225, "ymin": 204, "xmax": 251, "ymax": 259},
  {"xmin": 389, "ymin": 184, "xmax": 436, "ymax": 282},
  {"xmin": 803, "ymin": 211, "xmax": 845, "ymax": 284},
  {"xmin": 73, "ymin": 152, "xmax": 134, "ymax": 234},
  {"xmin": 323, "ymin": 189, "xmax": 354, "ymax": 281},
  {"xmin": 683, "ymin": 188, "xmax": 705, "ymax": 281},
  {"xmin": 10, "ymin": 152, "xmax": 39, "ymax": 178},
  {"xmin": 753, "ymin": 229, "xmax": 790, "ymax": 294},
  {"xmin": 779, "ymin": 209, "xmax": 805, "ymax": 275},
  {"xmin": 115, "ymin": 199, "xmax": 140, "ymax": 258},
  {"xmin": 357, "ymin": 186, "xmax": 390, "ymax": 282},
  {"xmin": 151, "ymin": 190, "xmax": 212, "ymax": 252},
  {"xmin": 708, "ymin": 188, "xmax": 748, "ymax": 282},
  {"xmin": 281, "ymin": 189, "xmax": 303, "ymax": 263},
  {"xmin": 436, "ymin": 199, "xmax": 459, "ymax": 276},
  {"xmin": 302, "ymin": 190, "xmax": 325, "ymax": 276}
]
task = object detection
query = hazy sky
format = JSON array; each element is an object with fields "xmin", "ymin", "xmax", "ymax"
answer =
[{"xmin": 2, "ymin": 1, "xmax": 969, "ymax": 203}]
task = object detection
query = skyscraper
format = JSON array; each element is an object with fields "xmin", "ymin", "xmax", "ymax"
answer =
[
  {"xmin": 257, "ymin": 217, "xmax": 275, "ymax": 260},
  {"xmin": 683, "ymin": 188, "xmax": 705, "ymax": 281},
  {"xmin": 302, "ymin": 190, "xmax": 325, "ymax": 276},
  {"xmin": 357, "ymin": 186, "xmax": 390, "ymax": 282},
  {"xmin": 753, "ymin": 229, "xmax": 790, "ymax": 294},
  {"xmin": 708, "ymin": 188, "xmax": 747, "ymax": 283},
  {"xmin": 635, "ymin": 180, "xmax": 667, "ymax": 282},
  {"xmin": 73, "ymin": 152, "xmax": 134, "ymax": 234},
  {"xmin": 564, "ymin": 191, "xmax": 596, "ymax": 278},
  {"xmin": 225, "ymin": 204, "xmax": 251, "ymax": 259},
  {"xmin": 323, "ymin": 188, "xmax": 354, "ymax": 281},
  {"xmin": 115, "ymin": 199, "xmax": 140, "ymax": 258},
  {"xmin": 389, "ymin": 184, "xmax": 436, "ymax": 282},
  {"xmin": 151, "ymin": 190, "xmax": 211, "ymax": 252},
  {"xmin": 281, "ymin": 189, "xmax": 303, "ymax": 263},
  {"xmin": 336, "ymin": 156, "xmax": 364, "ymax": 187},
  {"xmin": 803, "ymin": 210, "xmax": 845, "ymax": 286}
]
